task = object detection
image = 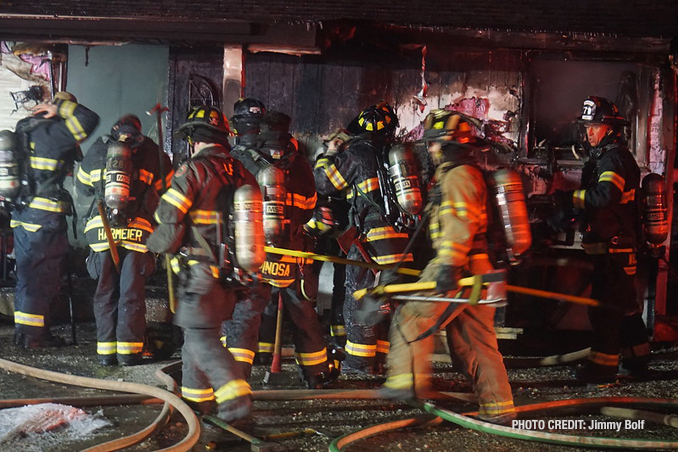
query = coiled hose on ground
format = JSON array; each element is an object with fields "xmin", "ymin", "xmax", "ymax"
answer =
[{"xmin": 0, "ymin": 357, "xmax": 199, "ymax": 452}]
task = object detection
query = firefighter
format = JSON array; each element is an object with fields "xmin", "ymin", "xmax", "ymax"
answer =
[
  {"xmin": 76, "ymin": 115, "xmax": 172, "ymax": 366},
  {"xmin": 229, "ymin": 97, "xmax": 266, "ymax": 176},
  {"xmin": 314, "ymin": 103, "xmax": 414, "ymax": 374},
  {"xmin": 379, "ymin": 109, "xmax": 516, "ymax": 425},
  {"xmin": 223, "ymin": 110, "xmax": 340, "ymax": 388},
  {"xmin": 12, "ymin": 92, "xmax": 99, "ymax": 349},
  {"xmin": 550, "ymin": 96, "xmax": 651, "ymax": 382},
  {"xmin": 147, "ymin": 105, "xmax": 257, "ymax": 421}
]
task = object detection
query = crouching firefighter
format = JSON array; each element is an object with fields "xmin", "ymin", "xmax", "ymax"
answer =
[
  {"xmin": 76, "ymin": 115, "xmax": 172, "ymax": 366},
  {"xmin": 379, "ymin": 109, "xmax": 516, "ymax": 425},
  {"xmin": 10, "ymin": 92, "xmax": 99, "ymax": 349},
  {"xmin": 223, "ymin": 111, "xmax": 340, "ymax": 388},
  {"xmin": 147, "ymin": 105, "xmax": 265, "ymax": 421}
]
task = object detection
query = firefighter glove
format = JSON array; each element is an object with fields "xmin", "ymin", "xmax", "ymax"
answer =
[
  {"xmin": 436, "ymin": 265, "xmax": 462, "ymax": 294},
  {"xmin": 550, "ymin": 190, "xmax": 573, "ymax": 211}
]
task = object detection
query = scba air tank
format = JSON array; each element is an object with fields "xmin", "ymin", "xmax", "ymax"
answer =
[
  {"xmin": 0, "ymin": 130, "xmax": 20, "ymax": 200},
  {"xmin": 104, "ymin": 141, "xmax": 132, "ymax": 211},
  {"xmin": 387, "ymin": 144, "xmax": 423, "ymax": 215},
  {"xmin": 233, "ymin": 184, "xmax": 266, "ymax": 273},
  {"xmin": 487, "ymin": 168, "xmax": 532, "ymax": 261},
  {"xmin": 642, "ymin": 173, "xmax": 668, "ymax": 245},
  {"xmin": 257, "ymin": 166, "xmax": 287, "ymax": 246}
]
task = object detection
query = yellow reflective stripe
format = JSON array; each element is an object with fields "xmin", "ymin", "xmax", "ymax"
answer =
[
  {"xmin": 573, "ymin": 189, "xmax": 586, "ymax": 209},
  {"xmin": 330, "ymin": 325, "xmax": 346, "ymax": 337},
  {"xmin": 324, "ymin": 164, "xmax": 348, "ymax": 191},
  {"xmin": 589, "ymin": 351, "xmax": 619, "ymax": 366},
  {"xmin": 28, "ymin": 197, "xmax": 69, "ymax": 213},
  {"xmin": 287, "ymin": 192, "xmax": 317, "ymax": 210},
  {"xmin": 383, "ymin": 373, "xmax": 414, "ymax": 390},
  {"xmin": 314, "ymin": 156, "xmax": 330, "ymax": 170},
  {"xmin": 599, "ymin": 171, "xmax": 625, "ymax": 192},
  {"xmin": 97, "ymin": 342, "xmax": 117, "ymax": 355},
  {"xmin": 162, "ymin": 188, "xmax": 192, "ymax": 214},
  {"xmin": 345, "ymin": 340, "xmax": 376, "ymax": 358},
  {"xmin": 376, "ymin": 340, "xmax": 390, "ymax": 354},
  {"xmin": 366, "ymin": 226, "xmax": 409, "ymax": 242},
  {"xmin": 170, "ymin": 257, "xmax": 181, "ymax": 274},
  {"xmin": 439, "ymin": 240, "xmax": 470, "ymax": 260},
  {"xmin": 138, "ymin": 169, "xmax": 154, "ymax": 185},
  {"xmin": 355, "ymin": 177, "xmax": 380, "ymax": 194},
  {"xmin": 295, "ymin": 348, "xmax": 328, "ymax": 367},
  {"xmin": 220, "ymin": 336, "xmax": 228, "ymax": 347},
  {"xmin": 479, "ymin": 400, "xmax": 516, "ymax": 416},
  {"xmin": 214, "ymin": 379, "xmax": 252, "ymax": 404},
  {"xmin": 14, "ymin": 311, "xmax": 45, "ymax": 327},
  {"xmin": 89, "ymin": 243, "xmax": 110, "ymax": 252},
  {"xmin": 10, "ymin": 220, "xmax": 42, "ymax": 232},
  {"xmin": 265, "ymin": 279, "xmax": 295, "ymax": 288},
  {"xmin": 190, "ymin": 209, "xmax": 219, "ymax": 224},
  {"xmin": 620, "ymin": 189, "xmax": 635, "ymax": 204},
  {"xmin": 372, "ymin": 253, "xmax": 413, "ymax": 265},
  {"xmin": 30, "ymin": 155, "xmax": 60, "ymax": 171},
  {"xmin": 59, "ymin": 101, "xmax": 88, "ymax": 141},
  {"xmin": 128, "ymin": 218, "xmax": 154, "ymax": 232},
  {"xmin": 181, "ymin": 387, "xmax": 215, "ymax": 402},
  {"xmin": 441, "ymin": 201, "xmax": 481, "ymax": 222},
  {"xmin": 117, "ymin": 342, "xmax": 144, "ymax": 354},
  {"xmin": 229, "ymin": 347, "xmax": 256, "ymax": 365},
  {"xmin": 121, "ymin": 241, "xmax": 148, "ymax": 253},
  {"xmin": 76, "ymin": 166, "xmax": 93, "ymax": 186},
  {"xmin": 258, "ymin": 342, "xmax": 274, "ymax": 354}
]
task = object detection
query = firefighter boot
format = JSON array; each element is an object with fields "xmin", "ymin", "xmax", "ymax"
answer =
[
  {"xmin": 571, "ymin": 363, "xmax": 617, "ymax": 384},
  {"xmin": 216, "ymin": 395, "xmax": 252, "ymax": 423}
]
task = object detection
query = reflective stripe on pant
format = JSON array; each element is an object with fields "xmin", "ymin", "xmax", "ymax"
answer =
[
  {"xmin": 589, "ymin": 252, "xmax": 649, "ymax": 366},
  {"xmin": 13, "ymin": 224, "xmax": 68, "ymax": 337},
  {"xmin": 89, "ymin": 249, "xmax": 155, "ymax": 357},
  {"xmin": 220, "ymin": 283, "xmax": 271, "ymax": 380},
  {"xmin": 181, "ymin": 326, "xmax": 249, "ymax": 404},
  {"xmin": 258, "ymin": 285, "xmax": 331, "ymax": 377}
]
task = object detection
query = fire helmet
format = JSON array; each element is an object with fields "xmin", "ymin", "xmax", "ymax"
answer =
[
  {"xmin": 178, "ymin": 105, "xmax": 230, "ymax": 146},
  {"xmin": 110, "ymin": 114, "xmax": 142, "ymax": 142},
  {"xmin": 578, "ymin": 96, "xmax": 628, "ymax": 125},
  {"xmin": 231, "ymin": 98, "xmax": 266, "ymax": 137},
  {"xmin": 347, "ymin": 103, "xmax": 399, "ymax": 138},
  {"xmin": 421, "ymin": 109, "xmax": 476, "ymax": 144}
]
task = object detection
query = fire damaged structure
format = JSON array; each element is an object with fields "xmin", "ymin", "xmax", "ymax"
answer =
[{"xmin": 0, "ymin": 1, "xmax": 677, "ymax": 450}]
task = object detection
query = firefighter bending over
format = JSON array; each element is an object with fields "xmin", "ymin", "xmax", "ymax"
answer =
[
  {"xmin": 147, "ymin": 105, "xmax": 263, "ymax": 422},
  {"xmin": 379, "ymin": 109, "xmax": 516, "ymax": 425}
]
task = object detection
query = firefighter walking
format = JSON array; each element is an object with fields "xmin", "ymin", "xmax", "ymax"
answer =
[
  {"xmin": 379, "ymin": 109, "xmax": 516, "ymax": 425},
  {"xmin": 11, "ymin": 92, "xmax": 99, "ymax": 349},
  {"xmin": 76, "ymin": 115, "xmax": 172, "ymax": 366},
  {"xmin": 550, "ymin": 96, "xmax": 652, "ymax": 382},
  {"xmin": 314, "ymin": 103, "xmax": 414, "ymax": 375},
  {"xmin": 147, "ymin": 105, "xmax": 262, "ymax": 422}
]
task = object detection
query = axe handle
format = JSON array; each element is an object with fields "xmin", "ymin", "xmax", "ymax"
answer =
[
  {"xmin": 97, "ymin": 200, "xmax": 121, "ymax": 273},
  {"xmin": 353, "ymin": 277, "xmax": 477, "ymax": 301}
]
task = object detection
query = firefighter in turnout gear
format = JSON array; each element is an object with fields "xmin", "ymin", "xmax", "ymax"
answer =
[
  {"xmin": 12, "ymin": 92, "xmax": 99, "ymax": 349},
  {"xmin": 550, "ymin": 96, "xmax": 651, "ymax": 383},
  {"xmin": 147, "ymin": 105, "xmax": 260, "ymax": 421},
  {"xmin": 229, "ymin": 97, "xmax": 266, "ymax": 176},
  {"xmin": 223, "ymin": 111, "xmax": 340, "ymax": 388},
  {"xmin": 76, "ymin": 115, "xmax": 172, "ymax": 366},
  {"xmin": 314, "ymin": 103, "xmax": 414, "ymax": 374},
  {"xmin": 379, "ymin": 109, "xmax": 516, "ymax": 425}
]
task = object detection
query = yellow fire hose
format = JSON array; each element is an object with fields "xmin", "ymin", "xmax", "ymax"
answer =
[{"xmin": 266, "ymin": 246, "xmax": 601, "ymax": 307}]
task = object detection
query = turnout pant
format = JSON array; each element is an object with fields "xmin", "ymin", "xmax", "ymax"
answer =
[
  {"xmin": 87, "ymin": 248, "xmax": 155, "ymax": 359},
  {"xmin": 588, "ymin": 252, "xmax": 650, "ymax": 370},
  {"xmin": 13, "ymin": 224, "xmax": 68, "ymax": 338},
  {"xmin": 384, "ymin": 262, "xmax": 515, "ymax": 422}
]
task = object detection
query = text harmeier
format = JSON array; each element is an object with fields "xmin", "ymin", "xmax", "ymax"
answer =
[{"xmin": 512, "ymin": 419, "xmax": 646, "ymax": 431}]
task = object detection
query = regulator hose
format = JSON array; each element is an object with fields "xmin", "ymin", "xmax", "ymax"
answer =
[{"xmin": 0, "ymin": 357, "xmax": 199, "ymax": 452}]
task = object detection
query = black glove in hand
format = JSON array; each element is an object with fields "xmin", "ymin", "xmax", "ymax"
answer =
[{"xmin": 435, "ymin": 265, "xmax": 462, "ymax": 294}]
